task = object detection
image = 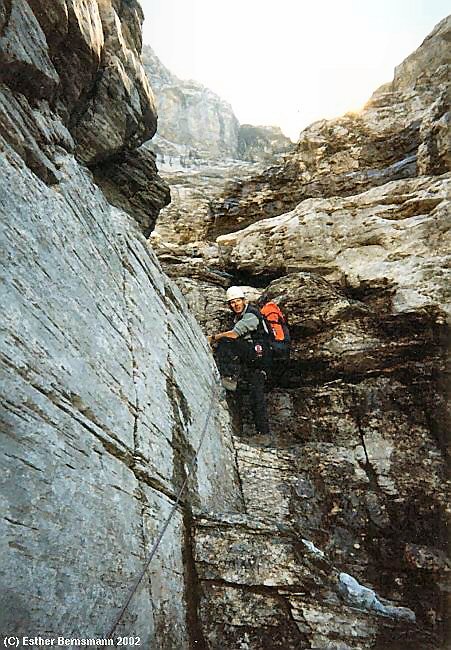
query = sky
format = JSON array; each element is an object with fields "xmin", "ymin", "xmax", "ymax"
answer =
[{"xmin": 139, "ymin": 1, "xmax": 449, "ymax": 140}]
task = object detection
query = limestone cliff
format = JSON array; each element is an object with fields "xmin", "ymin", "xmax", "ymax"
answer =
[
  {"xmin": 237, "ymin": 123, "xmax": 293, "ymax": 162},
  {"xmin": 142, "ymin": 44, "xmax": 240, "ymax": 162},
  {"xmin": 142, "ymin": 45, "xmax": 293, "ymax": 167},
  {"xmin": 0, "ymin": 1, "xmax": 241, "ymax": 646}
]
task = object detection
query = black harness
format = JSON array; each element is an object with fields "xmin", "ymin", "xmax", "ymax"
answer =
[
  {"xmin": 243, "ymin": 304, "xmax": 272, "ymax": 342},
  {"xmin": 235, "ymin": 304, "xmax": 273, "ymax": 365}
]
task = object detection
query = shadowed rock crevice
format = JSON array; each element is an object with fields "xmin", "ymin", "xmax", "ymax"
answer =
[
  {"xmin": 68, "ymin": 65, "xmax": 105, "ymax": 133},
  {"xmin": 165, "ymin": 356, "xmax": 198, "ymax": 508},
  {"xmin": 0, "ymin": 0, "xmax": 12, "ymax": 37},
  {"xmin": 182, "ymin": 509, "xmax": 210, "ymax": 650},
  {"xmin": 221, "ymin": 267, "xmax": 290, "ymax": 288},
  {"xmin": 116, "ymin": 230, "xmax": 141, "ymax": 453},
  {"xmin": 350, "ymin": 386, "xmax": 387, "ymax": 494}
]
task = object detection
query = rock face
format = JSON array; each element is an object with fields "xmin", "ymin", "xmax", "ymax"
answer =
[
  {"xmin": 149, "ymin": 16, "xmax": 450, "ymax": 650},
  {"xmin": 150, "ymin": 159, "xmax": 264, "ymax": 270},
  {"xmin": 208, "ymin": 16, "xmax": 450, "ymax": 237},
  {"xmin": 0, "ymin": 0, "xmax": 169, "ymax": 232},
  {"xmin": 237, "ymin": 124, "xmax": 293, "ymax": 162},
  {"xmin": 142, "ymin": 45, "xmax": 293, "ymax": 166},
  {"xmin": 91, "ymin": 146, "xmax": 170, "ymax": 237},
  {"xmin": 0, "ymin": 1, "xmax": 240, "ymax": 646},
  {"xmin": 141, "ymin": 45, "xmax": 293, "ymax": 271},
  {"xmin": 217, "ymin": 175, "xmax": 451, "ymax": 317},
  {"xmin": 142, "ymin": 45, "xmax": 240, "ymax": 161},
  {"xmin": 183, "ymin": 270, "xmax": 449, "ymax": 649},
  {"xmin": 0, "ymin": 152, "xmax": 242, "ymax": 644}
]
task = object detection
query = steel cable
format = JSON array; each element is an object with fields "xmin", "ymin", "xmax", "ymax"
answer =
[{"xmin": 105, "ymin": 380, "xmax": 220, "ymax": 642}]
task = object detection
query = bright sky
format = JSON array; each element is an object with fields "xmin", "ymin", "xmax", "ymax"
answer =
[{"xmin": 139, "ymin": 1, "xmax": 449, "ymax": 140}]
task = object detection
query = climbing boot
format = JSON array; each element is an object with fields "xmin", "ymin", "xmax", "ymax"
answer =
[
  {"xmin": 258, "ymin": 430, "xmax": 274, "ymax": 448},
  {"xmin": 221, "ymin": 376, "xmax": 238, "ymax": 391},
  {"xmin": 263, "ymin": 435, "xmax": 275, "ymax": 448}
]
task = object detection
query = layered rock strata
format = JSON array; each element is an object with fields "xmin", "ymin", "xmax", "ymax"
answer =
[
  {"xmin": 150, "ymin": 159, "xmax": 263, "ymax": 269},
  {"xmin": 208, "ymin": 16, "xmax": 450, "ymax": 238},
  {"xmin": 217, "ymin": 175, "xmax": 451, "ymax": 317},
  {"xmin": 193, "ymin": 512, "xmax": 422, "ymax": 649},
  {"xmin": 142, "ymin": 45, "xmax": 293, "ymax": 270},
  {"xmin": 142, "ymin": 45, "xmax": 293, "ymax": 167},
  {"xmin": 0, "ymin": 0, "xmax": 169, "ymax": 231},
  {"xmin": 0, "ymin": 1, "xmax": 239, "ymax": 646},
  {"xmin": 0, "ymin": 150, "xmax": 242, "ymax": 642}
]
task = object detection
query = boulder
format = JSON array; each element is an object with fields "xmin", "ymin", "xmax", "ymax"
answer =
[{"xmin": 216, "ymin": 175, "xmax": 451, "ymax": 318}]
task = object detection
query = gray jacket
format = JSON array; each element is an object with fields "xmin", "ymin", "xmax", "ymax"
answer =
[{"xmin": 232, "ymin": 305, "xmax": 259, "ymax": 342}]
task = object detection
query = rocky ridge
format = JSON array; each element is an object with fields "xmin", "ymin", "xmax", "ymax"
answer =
[{"xmin": 208, "ymin": 16, "xmax": 450, "ymax": 237}]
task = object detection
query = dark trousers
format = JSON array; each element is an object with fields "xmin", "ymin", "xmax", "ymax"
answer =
[{"xmin": 215, "ymin": 338, "xmax": 270, "ymax": 436}]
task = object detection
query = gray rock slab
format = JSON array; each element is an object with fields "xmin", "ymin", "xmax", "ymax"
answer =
[{"xmin": 0, "ymin": 140, "xmax": 242, "ymax": 640}]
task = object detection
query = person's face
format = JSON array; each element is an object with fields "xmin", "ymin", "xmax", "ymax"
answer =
[{"xmin": 229, "ymin": 298, "xmax": 246, "ymax": 314}]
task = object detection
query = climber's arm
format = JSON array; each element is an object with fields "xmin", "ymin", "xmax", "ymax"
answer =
[{"xmin": 207, "ymin": 330, "xmax": 239, "ymax": 346}]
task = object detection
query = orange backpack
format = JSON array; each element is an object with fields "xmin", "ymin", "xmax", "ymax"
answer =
[
  {"xmin": 260, "ymin": 302, "xmax": 285, "ymax": 340},
  {"xmin": 260, "ymin": 302, "xmax": 291, "ymax": 355}
]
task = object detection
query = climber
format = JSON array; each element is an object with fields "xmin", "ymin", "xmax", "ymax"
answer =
[{"xmin": 207, "ymin": 286, "xmax": 273, "ymax": 440}]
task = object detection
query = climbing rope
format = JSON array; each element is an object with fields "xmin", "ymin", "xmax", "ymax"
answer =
[{"xmin": 105, "ymin": 379, "xmax": 220, "ymax": 642}]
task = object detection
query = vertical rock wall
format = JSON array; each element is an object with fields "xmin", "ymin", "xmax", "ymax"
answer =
[
  {"xmin": 0, "ymin": 133, "xmax": 243, "ymax": 646},
  {"xmin": 142, "ymin": 45, "xmax": 240, "ymax": 162},
  {"xmin": 0, "ymin": 1, "xmax": 243, "ymax": 646}
]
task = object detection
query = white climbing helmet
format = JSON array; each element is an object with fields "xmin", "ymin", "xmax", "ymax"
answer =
[{"xmin": 226, "ymin": 286, "xmax": 246, "ymax": 302}]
